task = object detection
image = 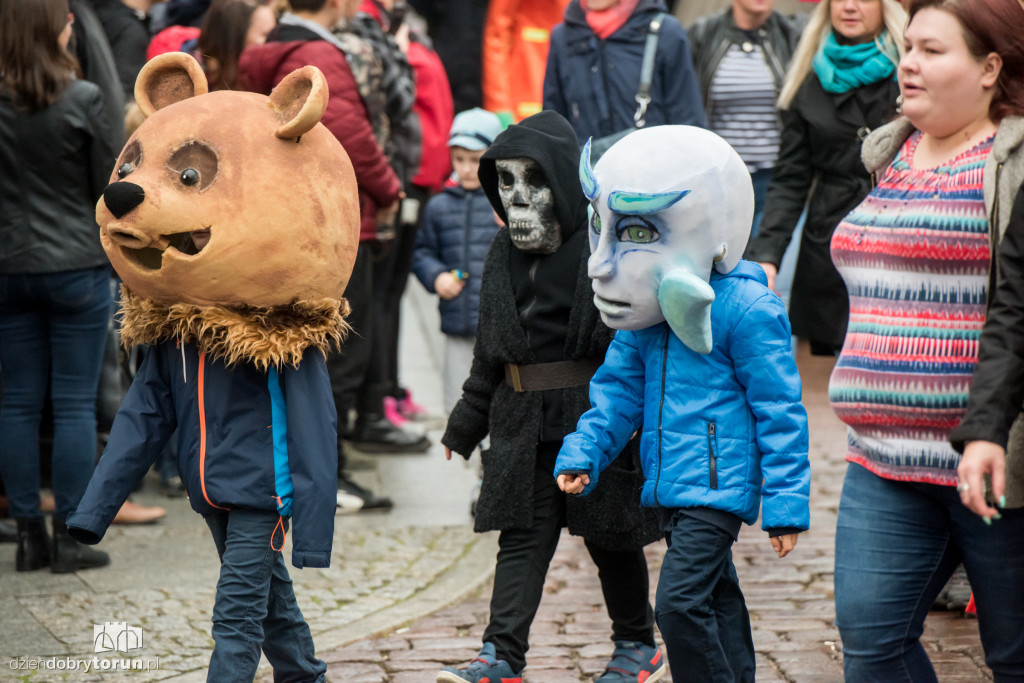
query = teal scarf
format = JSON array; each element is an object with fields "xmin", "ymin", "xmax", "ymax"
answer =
[{"xmin": 813, "ymin": 31, "xmax": 897, "ymax": 94}]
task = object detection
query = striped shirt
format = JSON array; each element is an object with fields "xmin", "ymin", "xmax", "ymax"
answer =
[
  {"xmin": 828, "ymin": 131, "xmax": 993, "ymax": 485},
  {"xmin": 708, "ymin": 42, "xmax": 780, "ymax": 173}
]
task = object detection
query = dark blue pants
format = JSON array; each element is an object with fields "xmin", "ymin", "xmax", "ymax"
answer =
[
  {"xmin": 204, "ymin": 510, "xmax": 326, "ymax": 683},
  {"xmin": 655, "ymin": 510, "xmax": 755, "ymax": 683},
  {"xmin": 835, "ymin": 462, "xmax": 1024, "ymax": 682},
  {"xmin": 750, "ymin": 167, "xmax": 773, "ymax": 239},
  {"xmin": 0, "ymin": 267, "xmax": 112, "ymax": 520}
]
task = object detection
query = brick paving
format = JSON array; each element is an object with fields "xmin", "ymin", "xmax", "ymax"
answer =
[{"xmin": 317, "ymin": 345, "xmax": 993, "ymax": 683}]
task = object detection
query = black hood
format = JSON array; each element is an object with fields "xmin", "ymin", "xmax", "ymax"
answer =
[{"xmin": 479, "ymin": 110, "xmax": 588, "ymax": 242}]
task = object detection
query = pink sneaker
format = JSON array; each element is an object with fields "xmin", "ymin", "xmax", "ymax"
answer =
[
  {"xmin": 397, "ymin": 391, "xmax": 429, "ymax": 420},
  {"xmin": 383, "ymin": 396, "xmax": 409, "ymax": 427}
]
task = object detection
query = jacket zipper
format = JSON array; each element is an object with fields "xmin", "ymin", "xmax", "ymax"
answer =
[
  {"xmin": 462, "ymin": 192, "xmax": 472, "ymax": 331},
  {"xmin": 655, "ymin": 329, "xmax": 669, "ymax": 506},
  {"xmin": 196, "ymin": 351, "xmax": 228, "ymax": 511},
  {"xmin": 707, "ymin": 422, "xmax": 719, "ymax": 489}
]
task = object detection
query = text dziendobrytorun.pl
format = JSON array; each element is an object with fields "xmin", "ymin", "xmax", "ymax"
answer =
[{"xmin": 8, "ymin": 656, "xmax": 160, "ymax": 673}]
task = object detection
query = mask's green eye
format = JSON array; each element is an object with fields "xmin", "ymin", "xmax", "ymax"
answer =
[
  {"xmin": 591, "ymin": 211, "xmax": 602, "ymax": 235},
  {"xmin": 620, "ymin": 225, "xmax": 660, "ymax": 243}
]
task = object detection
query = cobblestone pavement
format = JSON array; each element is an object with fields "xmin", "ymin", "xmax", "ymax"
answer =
[{"xmin": 316, "ymin": 345, "xmax": 993, "ymax": 683}]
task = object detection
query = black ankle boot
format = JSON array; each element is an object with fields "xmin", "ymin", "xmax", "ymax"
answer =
[
  {"xmin": 350, "ymin": 415, "xmax": 431, "ymax": 453},
  {"xmin": 51, "ymin": 517, "xmax": 109, "ymax": 574},
  {"xmin": 15, "ymin": 518, "xmax": 50, "ymax": 571}
]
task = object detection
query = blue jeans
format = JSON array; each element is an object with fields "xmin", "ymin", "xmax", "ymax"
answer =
[
  {"xmin": 750, "ymin": 168, "xmax": 773, "ymax": 239},
  {"xmin": 205, "ymin": 510, "xmax": 326, "ymax": 683},
  {"xmin": 0, "ymin": 267, "xmax": 112, "ymax": 520},
  {"xmin": 655, "ymin": 510, "xmax": 755, "ymax": 683},
  {"xmin": 835, "ymin": 462, "xmax": 1024, "ymax": 682}
]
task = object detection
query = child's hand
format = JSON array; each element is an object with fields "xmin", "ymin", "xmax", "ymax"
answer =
[
  {"xmin": 770, "ymin": 533, "xmax": 798, "ymax": 558},
  {"xmin": 444, "ymin": 446, "xmax": 453, "ymax": 461},
  {"xmin": 435, "ymin": 272, "xmax": 466, "ymax": 300},
  {"xmin": 557, "ymin": 472, "xmax": 590, "ymax": 495}
]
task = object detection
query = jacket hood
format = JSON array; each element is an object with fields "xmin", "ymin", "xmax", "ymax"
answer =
[
  {"xmin": 118, "ymin": 286, "xmax": 349, "ymax": 371},
  {"xmin": 712, "ymin": 259, "xmax": 768, "ymax": 286},
  {"xmin": 564, "ymin": 0, "xmax": 668, "ymax": 31},
  {"xmin": 479, "ymin": 110, "xmax": 588, "ymax": 241}
]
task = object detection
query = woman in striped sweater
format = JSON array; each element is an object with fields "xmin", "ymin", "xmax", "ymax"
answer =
[{"xmin": 828, "ymin": 0, "xmax": 1024, "ymax": 680}]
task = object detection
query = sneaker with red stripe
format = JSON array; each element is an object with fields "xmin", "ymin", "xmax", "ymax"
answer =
[
  {"xmin": 596, "ymin": 641, "xmax": 666, "ymax": 682},
  {"xmin": 436, "ymin": 642, "xmax": 523, "ymax": 683}
]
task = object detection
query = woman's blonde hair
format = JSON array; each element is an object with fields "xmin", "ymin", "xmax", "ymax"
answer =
[{"xmin": 777, "ymin": 0, "xmax": 907, "ymax": 110}]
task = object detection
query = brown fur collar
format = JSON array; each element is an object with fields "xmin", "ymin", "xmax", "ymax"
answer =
[{"xmin": 118, "ymin": 286, "xmax": 350, "ymax": 371}]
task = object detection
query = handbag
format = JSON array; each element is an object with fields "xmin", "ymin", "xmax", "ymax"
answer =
[{"xmin": 590, "ymin": 13, "xmax": 667, "ymax": 162}]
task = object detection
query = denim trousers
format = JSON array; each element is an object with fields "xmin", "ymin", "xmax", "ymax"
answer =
[
  {"xmin": 0, "ymin": 267, "xmax": 112, "ymax": 520},
  {"xmin": 835, "ymin": 462, "xmax": 1024, "ymax": 682},
  {"xmin": 204, "ymin": 510, "xmax": 326, "ymax": 683},
  {"xmin": 655, "ymin": 510, "xmax": 755, "ymax": 683},
  {"xmin": 483, "ymin": 458, "xmax": 655, "ymax": 673}
]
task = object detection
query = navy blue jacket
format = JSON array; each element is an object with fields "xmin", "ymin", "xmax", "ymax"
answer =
[
  {"xmin": 412, "ymin": 182, "xmax": 500, "ymax": 337},
  {"xmin": 68, "ymin": 341, "xmax": 338, "ymax": 569},
  {"xmin": 542, "ymin": 0, "xmax": 705, "ymax": 145}
]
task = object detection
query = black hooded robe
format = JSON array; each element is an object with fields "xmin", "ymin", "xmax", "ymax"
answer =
[{"xmin": 442, "ymin": 111, "xmax": 661, "ymax": 550}]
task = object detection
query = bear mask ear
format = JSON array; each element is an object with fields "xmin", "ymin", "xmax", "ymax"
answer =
[
  {"xmin": 135, "ymin": 52, "xmax": 209, "ymax": 118},
  {"xmin": 269, "ymin": 66, "xmax": 329, "ymax": 140}
]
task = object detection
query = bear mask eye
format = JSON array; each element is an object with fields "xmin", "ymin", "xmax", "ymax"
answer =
[
  {"xmin": 167, "ymin": 140, "xmax": 219, "ymax": 192},
  {"xmin": 115, "ymin": 140, "xmax": 143, "ymax": 179}
]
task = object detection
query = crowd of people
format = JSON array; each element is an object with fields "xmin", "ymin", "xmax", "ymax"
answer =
[{"xmin": 3, "ymin": 0, "xmax": 1024, "ymax": 680}]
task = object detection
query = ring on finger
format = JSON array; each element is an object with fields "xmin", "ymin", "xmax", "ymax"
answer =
[{"xmin": 957, "ymin": 481, "xmax": 970, "ymax": 493}]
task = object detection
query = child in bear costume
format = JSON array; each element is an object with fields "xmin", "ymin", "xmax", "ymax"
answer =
[
  {"xmin": 67, "ymin": 53, "xmax": 360, "ymax": 683},
  {"xmin": 556, "ymin": 126, "xmax": 811, "ymax": 683}
]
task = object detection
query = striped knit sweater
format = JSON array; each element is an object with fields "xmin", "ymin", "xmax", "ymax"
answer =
[{"xmin": 828, "ymin": 131, "xmax": 993, "ymax": 485}]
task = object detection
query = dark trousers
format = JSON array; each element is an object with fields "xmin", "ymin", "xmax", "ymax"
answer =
[
  {"xmin": 370, "ymin": 184, "xmax": 430, "ymax": 398},
  {"xmin": 484, "ymin": 457, "xmax": 655, "ymax": 673},
  {"xmin": 655, "ymin": 510, "xmax": 755, "ymax": 683},
  {"xmin": 326, "ymin": 242, "xmax": 374, "ymax": 427},
  {"xmin": 0, "ymin": 267, "xmax": 112, "ymax": 520},
  {"xmin": 205, "ymin": 509, "xmax": 326, "ymax": 683}
]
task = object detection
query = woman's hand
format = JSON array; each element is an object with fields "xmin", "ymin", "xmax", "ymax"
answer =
[
  {"xmin": 758, "ymin": 262, "xmax": 778, "ymax": 292},
  {"xmin": 957, "ymin": 440, "xmax": 1006, "ymax": 520}
]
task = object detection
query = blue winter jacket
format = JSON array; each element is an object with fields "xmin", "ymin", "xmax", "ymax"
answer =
[
  {"xmin": 68, "ymin": 340, "xmax": 338, "ymax": 569},
  {"xmin": 555, "ymin": 261, "xmax": 810, "ymax": 531},
  {"xmin": 542, "ymin": 0, "xmax": 706, "ymax": 146},
  {"xmin": 412, "ymin": 182, "xmax": 500, "ymax": 337}
]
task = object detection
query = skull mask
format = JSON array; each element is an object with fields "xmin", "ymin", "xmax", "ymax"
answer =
[{"xmin": 496, "ymin": 158, "xmax": 561, "ymax": 254}]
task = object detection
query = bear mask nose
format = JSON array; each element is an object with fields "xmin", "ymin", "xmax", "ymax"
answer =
[{"xmin": 103, "ymin": 182, "xmax": 145, "ymax": 219}]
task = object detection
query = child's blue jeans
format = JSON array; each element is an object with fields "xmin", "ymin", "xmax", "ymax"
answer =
[
  {"xmin": 655, "ymin": 510, "xmax": 755, "ymax": 683},
  {"xmin": 204, "ymin": 509, "xmax": 326, "ymax": 683}
]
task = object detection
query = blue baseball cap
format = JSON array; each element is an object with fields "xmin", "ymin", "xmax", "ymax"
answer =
[{"xmin": 448, "ymin": 108, "xmax": 504, "ymax": 151}]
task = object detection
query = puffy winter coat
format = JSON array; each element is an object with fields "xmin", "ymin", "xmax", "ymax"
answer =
[
  {"xmin": 555, "ymin": 261, "xmax": 811, "ymax": 531},
  {"xmin": 239, "ymin": 18, "xmax": 402, "ymax": 242},
  {"xmin": 412, "ymin": 183, "xmax": 500, "ymax": 336},
  {"xmin": 542, "ymin": 0, "xmax": 705, "ymax": 145}
]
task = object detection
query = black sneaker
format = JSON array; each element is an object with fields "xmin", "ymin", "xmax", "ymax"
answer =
[{"xmin": 337, "ymin": 472, "xmax": 393, "ymax": 513}]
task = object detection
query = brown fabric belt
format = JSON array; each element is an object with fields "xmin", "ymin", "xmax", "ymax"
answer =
[{"xmin": 504, "ymin": 359, "xmax": 603, "ymax": 392}]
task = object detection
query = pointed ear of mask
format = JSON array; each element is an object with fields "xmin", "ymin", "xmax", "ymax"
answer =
[
  {"xmin": 134, "ymin": 52, "xmax": 209, "ymax": 118},
  {"xmin": 658, "ymin": 268, "xmax": 716, "ymax": 354},
  {"xmin": 270, "ymin": 66, "xmax": 329, "ymax": 140},
  {"xmin": 580, "ymin": 138, "xmax": 600, "ymax": 201}
]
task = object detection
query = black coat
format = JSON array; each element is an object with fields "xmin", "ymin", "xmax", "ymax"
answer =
[
  {"xmin": 952, "ymin": 187, "xmax": 1024, "ymax": 452},
  {"xmin": 744, "ymin": 73, "xmax": 900, "ymax": 350},
  {"xmin": 443, "ymin": 111, "xmax": 660, "ymax": 549}
]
